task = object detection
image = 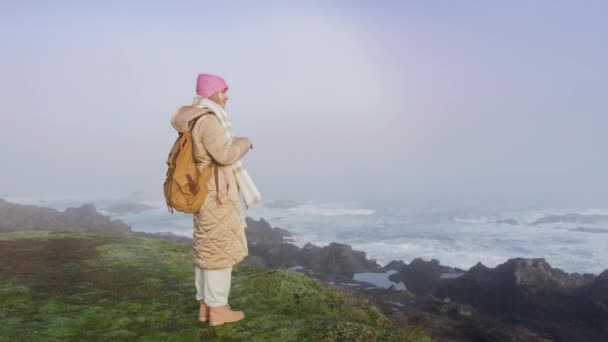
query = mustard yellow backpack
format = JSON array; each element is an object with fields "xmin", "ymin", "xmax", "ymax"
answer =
[{"xmin": 163, "ymin": 114, "xmax": 219, "ymax": 214}]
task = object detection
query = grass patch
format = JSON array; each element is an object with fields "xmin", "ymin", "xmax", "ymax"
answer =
[{"xmin": 0, "ymin": 230, "xmax": 430, "ymax": 341}]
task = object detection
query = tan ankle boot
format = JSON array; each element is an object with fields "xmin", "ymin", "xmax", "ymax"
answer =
[
  {"xmin": 198, "ymin": 300, "xmax": 209, "ymax": 322},
  {"xmin": 209, "ymin": 304, "xmax": 245, "ymax": 326}
]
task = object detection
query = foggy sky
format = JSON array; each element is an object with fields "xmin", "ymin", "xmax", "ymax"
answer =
[{"xmin": 1, "ymin": 1, "xmax": 607, "ymax": 208}]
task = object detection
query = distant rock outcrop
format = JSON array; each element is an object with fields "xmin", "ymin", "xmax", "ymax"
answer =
[{"xmin": 0, "ymin": 198, "xmax": 133, "ymax": 237}]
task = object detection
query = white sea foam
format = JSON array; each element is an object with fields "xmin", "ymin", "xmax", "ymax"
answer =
[
  {"xmin": 452, "ymin": 216, "xmax": 492, "ymax": 224},
  {"xmin": 452, "ymin": 207, "xmax": 608, "ymax": 227}
]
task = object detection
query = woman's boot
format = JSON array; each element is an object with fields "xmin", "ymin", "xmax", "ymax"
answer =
[
  {"xmin": 208, "ymin": 304, "xmax": 245, "ymax": 326},
  {"xmin": 198, "ymin": 300, "xmax": 209, "ymax": 322}
]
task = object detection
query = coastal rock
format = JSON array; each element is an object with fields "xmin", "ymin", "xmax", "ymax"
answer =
[
  {"xmin": 436, "ymin": 258, "xmax": 596, "ymax": 312},
  {"xmin": 245, "ymin": 217, "xmax": 292, "ymax": 244},
  {"xmin": 382, "ymin": 259, "xmax": 407, "ymax": 271},
  {"xmin": 0, "ymin": 199, "xmax": 132, "ymax": 237},
  {"xmin": 583, "ymin": 270, "xmax": 608, "ymax": 334},
  {"xmin": 244, "ymin": 217, "xmax": 299, "ymax": 268},
  {"xmin": 298, "ymin": 242, "xmax": 380, "ymax": 277},
  {"xmin": 435, "ymin": 257, "xmax": 606, "ymax": 340},
  {"xmin": 387, "ymin": 258, "xmax": 455, "ymax": 295},
  {"xmin": 252, "ymin": 243, "xmax": 301, "ymax": 268}
]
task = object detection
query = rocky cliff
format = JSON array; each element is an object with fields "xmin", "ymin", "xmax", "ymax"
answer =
[{"xmin": 0, "ymin": 198, "xmax": 133, "ymax": 237}]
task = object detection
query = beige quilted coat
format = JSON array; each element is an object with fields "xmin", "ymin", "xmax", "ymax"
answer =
[{"xmin": 171, "ymin": 105, "xmax": 252, "ymax": 270}]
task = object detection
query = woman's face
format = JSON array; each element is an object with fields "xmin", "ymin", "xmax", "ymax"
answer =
[{"xmin": 217, "ymin": 89, "xmax": 229, "ymax": 108}]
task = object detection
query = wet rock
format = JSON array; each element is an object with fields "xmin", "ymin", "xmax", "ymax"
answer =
[
  {"xmin": 298, "ymin": 242, "xmax": 380, "ymax": 277},
  {"xmin": 245, "ymin": 217, "xmax": 293, "ymax": 244},
  {"xmin": 436, "ymin": 257, "xmax": 605, "ymax": 340},
  {"xmin": 387, "ymin": 257, "xmax": 455, "ymax": 295},
  {"xmin": 583, "ymin": 270, "xmax": 608, "ymax": 335},
  {"xmin": 381, "ymin": 259, "xmax": 407, "ymax": 271}
]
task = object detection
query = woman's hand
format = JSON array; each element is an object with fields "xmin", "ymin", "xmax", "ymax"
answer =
[{"xmin": 235, "ymin": 136, "xmax": 253, "ymax": 150}]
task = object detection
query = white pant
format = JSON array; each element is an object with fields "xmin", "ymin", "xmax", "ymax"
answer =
[{"xmin": 194, "ymin": 265, "xmax": 233, "ymax": 307}]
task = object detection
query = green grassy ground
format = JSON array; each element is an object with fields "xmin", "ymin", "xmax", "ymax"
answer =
[{"xmin": 0, "ymin": 231, "xmax": 430, "ymax": 341}]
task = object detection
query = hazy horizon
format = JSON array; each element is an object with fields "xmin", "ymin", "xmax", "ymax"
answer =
[{"xmin": 2, "ymin": 1, "xmax": 607, "ymax": 209}]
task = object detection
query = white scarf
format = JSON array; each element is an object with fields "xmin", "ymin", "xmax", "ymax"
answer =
[{"xmin": 192, "ymin": 96, "xmax": 262, "ymax": 210}]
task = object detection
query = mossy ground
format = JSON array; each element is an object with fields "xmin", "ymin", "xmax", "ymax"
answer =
[{"xmin": 0, "ymin": 231, "xmax": 430, "ymax": 341}]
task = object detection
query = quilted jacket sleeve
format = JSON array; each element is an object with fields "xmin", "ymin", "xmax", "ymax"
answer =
[{"xmin": 199, "ymin": 114, "xmax": 251, "ymax": 165}]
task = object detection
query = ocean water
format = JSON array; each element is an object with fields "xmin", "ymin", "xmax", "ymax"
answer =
[{"xmin": 7, "ymin": 195, "xmax": 608, "ymax": 275}]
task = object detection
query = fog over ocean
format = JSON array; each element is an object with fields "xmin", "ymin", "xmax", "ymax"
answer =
[{"xmin": 9, "ymin": 195, "xmax": 608, "ymax": 275}]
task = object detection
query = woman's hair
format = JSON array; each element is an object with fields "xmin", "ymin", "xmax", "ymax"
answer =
[
  {"xmin": 208, "ymin": 93, "xmax": 221, "ymax": 105},
  {"xmin": 208, "ymin": 88, "xmax": 227, "ymax": 107}
]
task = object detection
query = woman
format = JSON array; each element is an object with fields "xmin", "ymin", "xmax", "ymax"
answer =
[{"xmin": 170, "ymin": 73, "xmax": 254, "ymax": 326}]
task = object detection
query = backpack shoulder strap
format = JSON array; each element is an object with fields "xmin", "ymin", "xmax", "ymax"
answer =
[
  {"xmin": 189, "ymin": 111, "xmax": 215, "ymax": 131},
  {"xmin": 189, "ymin": 112, "xmax": 222, "ymax": 205}
]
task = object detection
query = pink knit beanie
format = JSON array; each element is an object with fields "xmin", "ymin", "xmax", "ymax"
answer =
[{"xmin": 196, "ymin": 73, "xmax": 229, "ymax": 98}]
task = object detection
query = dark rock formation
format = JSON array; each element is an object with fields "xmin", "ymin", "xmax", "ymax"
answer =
[
  {"xmin": 0, "ymin": 199, "xmax": 132, "ymax": 237},
  {"xmin": 244, "ymin": 217, "xmax": 300, "ymax": 268},
  {"xmin": 245, "ymin": 217, "xmax": 292, "ymax": 244},
  {"xmin": 382, "ymin": 259, "xmax": 407, "ymax": 271},
  {"xmin": 436, "ymin": 257, "xmax": 605, "ymax": 341},
  {"xmin": 437, "ymin": 258, "xmax": 596, "ymax": 312},
  {"xmin": 243, "ymin": 217, "xmax": 379, "ymax": 276},
  {"xmin": 297, "ymin": 242, "xmax": 380, "ymax": 276},
  {"xmin": 582, "ymin": 270, "xmax": 608, "ymax": 337},
  {"xmin": 387, "ymin": 258, "xmax": 456, "ymax": 295},
  {"xmin": 253, "ymin": 243, "xmax": 301, "ymax": 268}
]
